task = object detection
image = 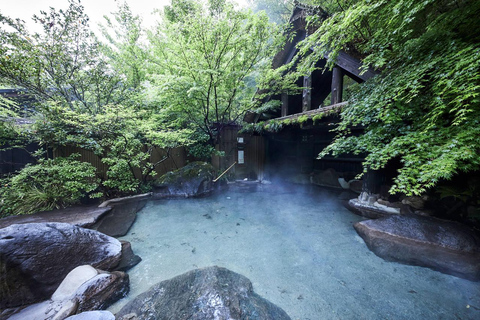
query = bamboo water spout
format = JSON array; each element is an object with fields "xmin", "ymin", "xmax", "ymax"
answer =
[{"xmin": 213, "ymin": 162, "xmax": 237, "ymax": 183}]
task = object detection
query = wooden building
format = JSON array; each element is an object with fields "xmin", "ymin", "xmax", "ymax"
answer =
[{"xmin": 237, "ymin": 2, "xmax": 378, "ymax": 184}]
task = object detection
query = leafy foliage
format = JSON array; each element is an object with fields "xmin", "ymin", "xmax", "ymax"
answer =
[
  {"xmin": 33, "ymin": 102, "xmax": 193, "ymax": 195},
  {"xmin": 0, "ymin": 96, "xmax": 25, "ymax": 149},
  {"xmin": 0, "ymin": 0, "xmax": 195, "ymax": 209},
  {"xmin": 0, "ymin": 0, "xmax": 279, "ymax": 214},
  {"xmin": 277, "ymin": 0, "xmax": 480, "ymax": 195},
  {"xmin": 99, "ymin": 1, "xmax": 148, "ymax": 91},
  {"xmin": 0, "ymin": 155, "xmax": 99, "ymax": 216},
  {"xmin": 146, "ymin": 0, "xmax": 281, "ymax": 154},
  {"xmin": 0, "ymin": 0, "xmax": 131, "ymax": 113},
  {"xmin": 248, "ymin": 0, "xmax": 295, "ymax": 24}
]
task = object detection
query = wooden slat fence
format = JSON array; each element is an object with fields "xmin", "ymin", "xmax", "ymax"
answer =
[{"xmin": 53, "ymin": 145, "xmax": 187, "ymax": 180}]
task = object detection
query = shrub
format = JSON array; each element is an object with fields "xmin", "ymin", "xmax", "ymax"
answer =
[{"xmin": 0, "ymin": 154, "xmax": 100, "ymax": 216}]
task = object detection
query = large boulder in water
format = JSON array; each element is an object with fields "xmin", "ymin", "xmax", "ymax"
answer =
[
  {"xmin": 354, "ymin": 215, "xmax": 480, "ymax": 281},
  {"xmin": 152, "ymin": 162, "xmax": 216, "ymax": 198},
  {"xmin": 0, "ymin": 222, "xmax": 122, "ymax": 309},
  {"xmin": 115, "ymin": 241, "xmax": 142, "ymax": 272},
  {"xmin": 116, "ymin": 266, "xmax": 292, "ymax": 320}
]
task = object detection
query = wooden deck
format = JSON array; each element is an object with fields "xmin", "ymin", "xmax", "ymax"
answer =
[{"xmin": 270, "ymin": 101, "xmax": 348, "ymax": 122}]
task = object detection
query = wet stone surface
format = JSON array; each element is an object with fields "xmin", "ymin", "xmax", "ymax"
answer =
[
  {"xmin": 116, "ymin": 266, "xmax": 291, "ymax": 320},
  {"xmin": 354, "ymin": 215, "xmax": 480, "ymax": 281},
  {"xmin": 0, "ymin": 222, "xmax": 122, "ymax": 308}
]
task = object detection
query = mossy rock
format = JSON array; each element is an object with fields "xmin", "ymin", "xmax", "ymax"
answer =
[{"xmin": 152, "ymin": 162, "xmax": 216, "ymax": 198}]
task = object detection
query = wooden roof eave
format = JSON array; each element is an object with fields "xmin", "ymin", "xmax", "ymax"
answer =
[
  {"xmin": 245, "ymin": 3, "xmax": 377, "ymax": 124},
  {"xmin": 265, "ymin": 101, "xmax": 348, "ymax": 124},
  {"xmin": 322, "ymin": 50, "xmax": 378, "ymax": 82}
]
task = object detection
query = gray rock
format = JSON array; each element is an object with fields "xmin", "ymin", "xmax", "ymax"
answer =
[
  {"xmin": 401, "ymin": 195, "xmax": 427, "ymax": 210},
  {"xmin": 0, "ymin": 223, "xmax": 122, "ymax": 308},
  {"xmin": 66, "ymin": 311, "xmax": 115, "ymax": 320},
  {"xmin": 75, "ymin": 271, "xmax": 129, "ymax": 313},
  {"xmin": 348, "ymin": 199, "xmax": 392, "ymax": 219},
  {"xmin": 93, "ymin": 201, "xmax": 146, "ymax": 237},
  {"xmin": 348, "ymin": 193, "xmax": 403, "ymax": 218},
  {"xmin": 6, "ymin": 265, "xmax": 128, "ymax": 320},
  {"xmin": 115, "ymin": 266, "xmax": 291, "ymax": 320},
  {"xmin": 348, "ymin": 179, "xmax": 363, "ymax": 193},
  {"xmin": 115, "ymin": 241, "xmax": 142, "ymax": 272},
  {"xmin": 51, "ymin": 265, "xmax": 99, "ymax": 301},
  {"xmin": 98, "ymin": 193, "xmax": 152, "ymax": 208},
  {"xmin": 311, "ymin": 168, "xmax": 342, "ymax": 188},
  {"xmin": 6, "ymin": 299, "xmax": 77, "ymax": 320},
  {"xmin": 0, "ymin": 205, "xmax": 112, "ymax": 229},
  {"xmin": 354, "ymin": 215, "xmax": 480, "ymax": 281},
  {"xmin": 152, "ymin": 162, "xmax": 216, "ymax": 198}
]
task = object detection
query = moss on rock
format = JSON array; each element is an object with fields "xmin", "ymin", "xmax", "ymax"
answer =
[{"xmin": 153, "ymin": 162, "xmax": 216, "ymax": 198}]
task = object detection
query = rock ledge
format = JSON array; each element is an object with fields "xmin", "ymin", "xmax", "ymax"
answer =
[{"xmin": 354, "ymin": 215, "xmax": 480, "ymax": 281}]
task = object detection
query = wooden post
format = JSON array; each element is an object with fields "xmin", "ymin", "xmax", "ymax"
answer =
[
  {"xmin": 281, "ymin": 93, "xmax": 289, "ymax": 117},
  {"xmin": 331, "ymin": 66, "xmax": 344, "ymax": 105},
  {"xmin": 302, "ymin": 75, "xmax": 312, "ymax": 112}
]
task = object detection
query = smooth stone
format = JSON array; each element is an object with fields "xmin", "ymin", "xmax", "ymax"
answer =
[
  {"xmin": 7, "ymin": 300, "xmax": 78, "ymax": 320},
  {"xmin": 354, "ymin": 215, "xmax": 480, "ymax": 281},
  {"xmin": 51, "ymin": 266, "xmax": 99, "ymax": 301},
  {"xmin": 98, "ymin": 193, "xmax": 151, "ymax": 208},
  {"xmin": 6, "ymin": 267, "xmax": 128, "ymax": 320},
  {"xmin": 348, "ymin": 179, "xmax": 363, "ymax": 193},
  {"xmin": 75, "ymin": 271, "xmax": 129, "ymax": 313},
  {"xmin": 115, "ymin": 241, "xmax": 142, "ymax": 272},
  {"xmin": 0, "ymin": 222, "xmax": 122, "ymax": 308},
  {"xmin": 348, "ymin": 192, "xmax": 404, "ymax": 218},
  {"xmin": 93, "ymin": 201, "xmax": 146, "ymax": 237},
  {"xmin": 0, "ymin": 206, "xmax": 112, "ymax": 229}
]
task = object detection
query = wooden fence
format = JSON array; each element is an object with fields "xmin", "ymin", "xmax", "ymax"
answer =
[{"xmin": 52, "ymin": 145, "xmax": 188, "ymax": 180}]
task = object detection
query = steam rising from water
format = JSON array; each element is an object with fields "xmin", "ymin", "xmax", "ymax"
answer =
[{"xmin": 109, "ymin": 184, "xmax": 480, "ymax": 319}]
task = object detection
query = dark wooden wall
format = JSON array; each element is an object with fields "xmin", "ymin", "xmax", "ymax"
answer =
[
  {"xmin": 214, "ymin": 126, "xmax": 266, "ymax": 181},
  {"xmin": 264, "ymin": 122, "xmax": 363, "ymax": 181},
  {"xmin": 0, "ymin": 144, "xmax": 37, "ymax": 175}
]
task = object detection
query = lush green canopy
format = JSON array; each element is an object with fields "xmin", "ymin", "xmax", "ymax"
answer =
[
  {"xmin": 146, "ymin": 0, "xmax": 280, "ymax": 156},
  {"xmin": 0, "ymin": 0, "xmax": 279, "ymax": 214},
  {"xmin": 276, "ymin": 0, "xmax": 480, "ymax": 196}
]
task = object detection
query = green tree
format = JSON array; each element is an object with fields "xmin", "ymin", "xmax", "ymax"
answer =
[
  {"xmin": 284, "ymin": 0, "xmax": 480, "ymax": 195},
  {"xmin": 33, "ymin": 102, "xmax": 192, "ymax": 195},
  {"xmin": 164, "ymin": 0, "xmax": 202, "ymax": 23},
  {"xmin": 0, "ymin": 0, "xmax": 193, "ymax": 203},
  {"xmin": 0, "ymin": 97, "xmax": 21, "ymax": 148},
  {"xmin": 100, "ymin": 1, "xmax": 148, "ymax": 91},
  {"xmin": 147, "ymin": 0, "xmax": 281, "ymax": 157},
  {"xmin": 0, "ymin": 0, "xmax": 130, "ymax": 114},
  {"xmin": 247, "ymin": 0, "xmax": 294, "ymax": 24}
]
